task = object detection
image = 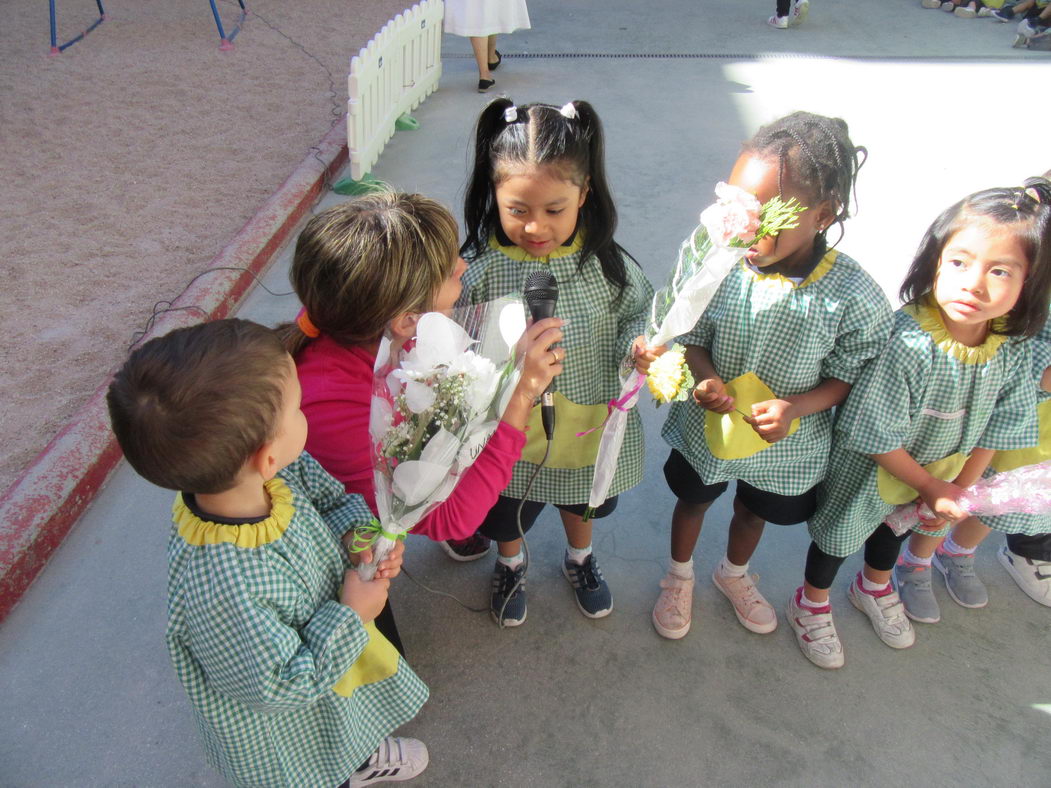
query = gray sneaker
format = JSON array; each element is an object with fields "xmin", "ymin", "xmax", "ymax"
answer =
[
  {"xmin": 893, "ymin": 562, "xmax": 941, "ymax": 623},
  {"xmin": 934, "ymin": 550, "xmax": 988, "ymax": 608}
]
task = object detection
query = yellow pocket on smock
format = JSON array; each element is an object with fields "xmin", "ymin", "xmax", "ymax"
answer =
[
  {"xmin": 332, "ymin": 620, "xmax": 401, "ymax": 698},
  {"xmin": 876, "ymin": 452, "xmax": 969, "ymax": 505},
  {"xmin": 520, "ymin": 392, "xmax": 607, "ymax": 468},
  {"xmin": 991, "ymin": 398, "xmax": 1051, "ymax": 473},
  {"xmin": 705, "ymin": 372, "xmax": 799, "ymax": 461}
]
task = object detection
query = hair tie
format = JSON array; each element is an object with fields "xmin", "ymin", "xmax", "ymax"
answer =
[
  {"xmin": 296, "ymin": 308, "xmax": 320, "ymax": 338},
  {"xmin": 503, "ymin": 105, "xmax": 518, "ymax": 123},
  {"xmin": 559, "ymin": 102, "xmax": 578, "ymax": 120}
]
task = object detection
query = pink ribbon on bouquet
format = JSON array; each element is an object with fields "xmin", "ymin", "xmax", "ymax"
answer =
[{"xmin": 575, "ymin": 375, "xmax": 647, "ymax": 437}]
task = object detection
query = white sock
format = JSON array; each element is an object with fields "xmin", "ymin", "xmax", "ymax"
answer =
[
  {"xmin": 902, "ymin": 547, "xmax": 932, "ymax": 567},
  {"xmin": 801, "ymin": 589, "xmax": 828, "ymax": 609},
  {"xmin": 566, "ymin": 544, "xmax": 592, "ymax": 565},
  {"xmin": 718, "ymin": 556, "xmax": 748, "ymax": 577},
  {"xmin": 498, "ymin": 549, "xmax": 524, "ymax": 570},
  {"xmin": 942, "ymin": 534, "xmax": 976, "ymax": 556},
  {"xmin": 861, "ymin": 573, "xmax": 890, "ymax": 593},
  {"xmin": 669, "ymin": 557, "xmax": 694, "ymax": 579}
]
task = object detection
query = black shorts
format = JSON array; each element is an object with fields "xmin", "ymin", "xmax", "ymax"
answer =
[
  {"xmin": 663, "ymin": 449, "xmax": 817, "ymax": 525},
  {"xmin": 478, "ymin": 494, "xmax": 618, "ymax": 543}
]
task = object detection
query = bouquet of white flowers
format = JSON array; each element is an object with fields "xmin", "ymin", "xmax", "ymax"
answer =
[
  {"xmin": 582, "ymin": 183, "xmax": 806, "ymax": 519},
  {"xmin": 355, "ymin": 296, "xmax": 527, "ymax": 579}
]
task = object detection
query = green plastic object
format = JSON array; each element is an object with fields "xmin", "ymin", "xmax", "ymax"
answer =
[
  {"xmin": 395, "ymin": 113, "xmax": 420, "ymax": 131},
  {"xmin": 332, "ymin": 172, "xmax": 384, "ymax": 196}
]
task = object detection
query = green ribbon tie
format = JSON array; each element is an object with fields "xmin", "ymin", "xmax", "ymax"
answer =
[{"xmin": 348, "ymin": 518, "xmax": 408, "ymax": 553}]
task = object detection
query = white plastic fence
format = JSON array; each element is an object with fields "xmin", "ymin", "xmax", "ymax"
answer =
[{"xmin": 347, "ymin": 0, "xmax": 444, "ymax": 181}]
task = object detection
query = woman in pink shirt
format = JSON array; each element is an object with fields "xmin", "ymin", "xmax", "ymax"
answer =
[{"xmin": 278, "ymin": 192, "xmax": 563, "ymax": 647}]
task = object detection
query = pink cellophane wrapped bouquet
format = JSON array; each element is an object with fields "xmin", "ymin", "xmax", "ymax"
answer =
[
  {"xmin": 884, "ymin": 459, "xmax": 1051, "ymax": 535},
  {"xmin": 581, "ymin": 183, "xmax": 805, "ymax": 519},
  {"xmin": 356, "ymin": 296, "xmax": 527, "ymax": 579}
]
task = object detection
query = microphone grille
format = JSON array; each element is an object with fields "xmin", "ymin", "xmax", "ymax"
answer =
[{"xmin": 523, "ymin": 270, "xmax": 557, "ymax": 303}]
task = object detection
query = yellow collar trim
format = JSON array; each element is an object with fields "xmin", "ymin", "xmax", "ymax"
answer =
[
  {"xmin": 489, "ymin": 232, "xmax": 584, "ymax": 262},
  {"xmin": 173, "ymin": 477, "xmax": 295, "ymax": 548},
  {"xmin": 903, "ymin": 298, "xmax": 1007, "ymax": 365},
  {"xmin": 746, "ymin": 249, "xmax": 836, "ymax": 289}
]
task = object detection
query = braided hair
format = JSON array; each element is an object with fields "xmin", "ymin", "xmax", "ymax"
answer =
[
  {"xmin": 462, "ymin": 98, "xmax": 635, "ymax": 298},
  {"xmin": 899, "ymin": 177, "xmax": 1051, "ymax": 338},
  {"xmin": 743, "ymin": 111, "xmax": 867, "ymax": 246}
]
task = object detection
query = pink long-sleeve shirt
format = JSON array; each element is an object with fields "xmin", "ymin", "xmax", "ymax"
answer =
[{"xmin": 295, "ymin": 335, "xmax": 526, "ymax": 542}]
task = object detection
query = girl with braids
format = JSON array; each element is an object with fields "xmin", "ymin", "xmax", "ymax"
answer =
[
  {"xmin": 790, "ymin": 178, "xmax": 1051, "ymax": 669},
  {"xmin": 279, "ymin": 191, "xmax": 565, "ymax": 647},
  {"xmin": 653, "ymin": 111, "xmax": 892, "ymax": 642},
  {"xmin": 458, "ymin": 98, "xmax": 660, "ymax": 626}
]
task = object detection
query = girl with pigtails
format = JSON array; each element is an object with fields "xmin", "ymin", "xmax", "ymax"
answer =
[{"xmin": 456, "ymin": 98, "xmax": 661, "ymax": 626}]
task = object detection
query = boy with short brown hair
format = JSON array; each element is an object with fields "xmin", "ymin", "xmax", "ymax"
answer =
[{"xmin": 108, "ymin": 319, "xmax": 428, "ymax": 787}]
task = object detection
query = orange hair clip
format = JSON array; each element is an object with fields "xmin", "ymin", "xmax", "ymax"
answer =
[{"xmin": 296, "ymin": 309, "xmax": 321, "ymax": 338}]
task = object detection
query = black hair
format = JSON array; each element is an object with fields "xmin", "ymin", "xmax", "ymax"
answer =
[
  {"xmin": 461, "ymin": 98, "xmax": 635, "ymax": 298},
  {"xmin": 899, "ymin": 177, "xmax": 1051, "ymax": 338},
  {"xmin": 743, "ymin": 111, "xmax": 867, "ymax": 246}
]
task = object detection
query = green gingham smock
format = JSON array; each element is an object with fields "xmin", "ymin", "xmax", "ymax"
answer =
[
  {"xmin": 458, "ymin": 234, "xmax": 653, "ymax": 505},
  {"xmin": 166, "ymin": 453, "xmax": 428, "ymax": 788},
  {"xmin": 809, "ymin": 300, "xmax": 1038, "ymax": 557},
  {"xmin": 982, "ymin": 316, "xmax": 1051, "ymax": 536},
  {"xmin": 661, "ymin": 249, "xmax": 893, "ymax": 496}
]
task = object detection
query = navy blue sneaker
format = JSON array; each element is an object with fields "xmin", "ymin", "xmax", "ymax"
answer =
[
  {"xmin": 562, "ymin": 552, "xmax": 613, "ymax": 618},
  {"xmin": 491, "ymin": 561, "xmax": 527, "ymax": 627}
]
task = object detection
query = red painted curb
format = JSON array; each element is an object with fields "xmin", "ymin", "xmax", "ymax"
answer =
[{"xmin": 0, "ymin": 121, "xmax": 349, "ymax": 624}]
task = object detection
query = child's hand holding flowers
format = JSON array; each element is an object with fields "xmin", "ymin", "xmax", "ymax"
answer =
[{"xmin": 631, "ymin": 335, "xmax": 667, "ymax": 375}]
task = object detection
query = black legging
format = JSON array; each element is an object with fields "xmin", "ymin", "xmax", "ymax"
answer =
[
  {"xmin": 1007, "ymin": 532, "xmax": 1051, "ymax": 562},
  {"xmin": 776, "ymin": 0, "xmax": 792, "ymax": 17},
  {"xmin": 804, "ymin": 524, "xmax": 910, "ymax": 590}
]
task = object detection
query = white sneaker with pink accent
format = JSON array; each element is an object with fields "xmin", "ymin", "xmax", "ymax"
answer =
[
  {"xmin": 712, "ymin": 568, "xmax": 777, "ymax": 633},
  {"xmin": 652, "ymin": 572, "xmax": 694, "ymax": 639},
  {"xmin": 786, "ymin": 588, "xmax": 844, "ymax": 669}
]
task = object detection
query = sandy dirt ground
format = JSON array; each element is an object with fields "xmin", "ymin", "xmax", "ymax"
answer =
[{"xmin": 0, "ymin": 0, "xmax": 410, "ymax": 494}]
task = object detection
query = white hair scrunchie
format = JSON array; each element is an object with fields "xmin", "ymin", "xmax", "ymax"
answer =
[
  {"xmin": 559, "ymin": 102, "xmax": 578, "ymax": 119},
  {"xmin": 503, "ymin": 105, "xmax": 518, "ymax": 123}
]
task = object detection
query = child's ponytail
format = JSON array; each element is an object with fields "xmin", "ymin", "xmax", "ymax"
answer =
[
  {"xmin": 462, "ymin": 97, "xmax": 517, "ymax": 260},
  {"xmin": 570, "ymin": 100, "xmax": 629, "ymax": 298}
]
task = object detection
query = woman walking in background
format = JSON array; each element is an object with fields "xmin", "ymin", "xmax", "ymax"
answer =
[{"xmin": 444, "ymin": 0, "xmax": 530, "ymax": 92}]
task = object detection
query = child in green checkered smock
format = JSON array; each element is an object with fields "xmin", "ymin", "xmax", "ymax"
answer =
[
  {"xmin": 907, "ymin": 297, "xmax": 1051, "ymax": 619},
  {"xmin": 787, "ymin": 178, "xmax": 1051, "ymax": 670},
  {"xmin": 457, "ymin": 98, "xmax": 660, "ymax": 626},
  {"xmin": 107, "ymin": 319, "xmax": 430, "ymax": 787},
  {"xmin": 651, "ymin": 112, "xmax": 890, "ymax": 643}
]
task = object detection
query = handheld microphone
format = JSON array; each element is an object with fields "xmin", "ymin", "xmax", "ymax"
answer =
[{"xmin": 523, "ymin": 270, "xmax": 558, "ymax": 441}]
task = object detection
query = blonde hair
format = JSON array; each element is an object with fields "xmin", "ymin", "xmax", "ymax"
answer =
[{"xmin": 279, "ymin": 191, "xmax": 459, "ymax": 355}]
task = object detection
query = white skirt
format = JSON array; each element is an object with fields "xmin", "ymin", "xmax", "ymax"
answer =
[{"xmin": 443, "ymin": 0, "xmax": 531, "ymax": 37}]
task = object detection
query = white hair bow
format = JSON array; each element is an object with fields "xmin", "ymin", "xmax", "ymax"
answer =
[
  {"xmin": 559, "ymin": 102, "xmax": 578, "ymax": 119},
  {"xmin": 503, "ymin": 105, "xmax": 518, "ymax": 123}
]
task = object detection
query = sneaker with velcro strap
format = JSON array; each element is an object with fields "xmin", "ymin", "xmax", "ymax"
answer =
[
  {"xmin": 848, "ymin": 574, "xmax": 915, "ymax": 649},
  {"xmin": 350, "ymin": 736, "xmax": 429, "ymax": 785},
  {"xmin": 998, "ymin": 543, "xmax": 1051, "ymax": 607},
  {"xmin": 786, "ymin": 588, "xmax": 844, "ymax": 670}
]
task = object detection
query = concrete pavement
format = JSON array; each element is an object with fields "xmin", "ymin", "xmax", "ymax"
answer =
[{"xmin": 2, "ymin": 0, "xmax": 1049, "ymax": 784}]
